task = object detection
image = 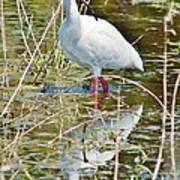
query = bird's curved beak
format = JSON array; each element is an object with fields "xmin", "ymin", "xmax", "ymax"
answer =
[{"xmin": 78, "ymin": 0, "xmax": 98, "ymax": 20}]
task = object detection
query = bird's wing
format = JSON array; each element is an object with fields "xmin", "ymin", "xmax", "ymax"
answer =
[{"xmin": 74, "ymin": 15, "xmax": 134, "ymax": 69}]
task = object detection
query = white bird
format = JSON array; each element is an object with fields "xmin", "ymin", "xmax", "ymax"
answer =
[{"xmin": 58, "ymin": 0, "xmax": 144, "ymax": 100}]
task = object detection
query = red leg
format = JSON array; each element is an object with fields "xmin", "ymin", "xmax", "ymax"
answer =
[
  {"xmin": 98, "ymin": 76, "xmax": 109, "ymax": 95},
  {"xmin": 91, "ymin": 76, "xmax": 109, "ymax": 108},
  {"xmin": 92, "ymin": 78, "xmax": 99, "ymax": 107}
]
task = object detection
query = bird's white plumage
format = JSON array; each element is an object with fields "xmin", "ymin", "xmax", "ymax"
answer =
[{"xmin": 59, "ymin": 0, "xmax": 144, "ymax": 77}]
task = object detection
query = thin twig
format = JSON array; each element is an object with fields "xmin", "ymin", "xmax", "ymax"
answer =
[
  {"xmin": 21, "ymin": 112, "xmax": 61, "ymax": 137},
  {"xmin": 9, "ymin": 170, "xmax": 20, "ymax": 180},
  {"xmin": 1, "ymin": 130, "xmax": 21, "ymax": 155},
  {"xmin": 49, "ymin": 119, "xmax": 96, "ymax": 144},
  {"xmin": 108, "ymin": 75, "xmax": 171, "ymax": 116},
  {"xmin": 14, "ymin": 153, "xmax": 34, "ymax": 180},
  {"xmin": 114, "ymin": 136, "xmax": 120, "ymax": 180},
  {"xmin": 104, "ymin": 0, "xmax": 109, "ymax": 6},
  {"xmin": 48, "ymin": 119, "xmax": 63, "ymax": 143},
  {"xmin": 16, "ymin": 0, "xmax": 32, "ymax": 58},
  {"xmin": 132, "ymin": 27, "xmax": 157, "ymax": 45},
  {"xmin": 114, "ymin": 86, "xmax": 121, "ymax": 180},
  {"xmin": 152, "ymin": 3, "xmax": 174, "ymax": 179},
  {"xmin": 170, "ymin": 73, "xmax": 180, "ymax": 180},
  {"xmin": 19, "ymin": 0, "xmax": 44, "ymax": 59},
  {"xmin": 1, "ymin": 111, "xmax": 62, "ymax": 155},
  {"xmin": 0, "ymin": 0, "xmax": 9, "ymax": 87}
]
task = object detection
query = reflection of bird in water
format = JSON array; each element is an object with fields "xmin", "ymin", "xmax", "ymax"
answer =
[
  {"xmin": 58, "ymin": 105, "xmax": 143, "ymax": 180},
  {"xmin": 58, "ymin": 0, "xmax": 144, "ymax": 104}
]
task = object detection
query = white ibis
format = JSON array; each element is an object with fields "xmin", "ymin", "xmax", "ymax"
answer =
[{"xmin": 58, "ymin": 0, "xmax": 144, "ymax": 100}]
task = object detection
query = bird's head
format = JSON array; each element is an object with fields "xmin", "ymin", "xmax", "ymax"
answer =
[{"xmin": 76, "ymin": 0, "xmax": 98, "ymax": 20}]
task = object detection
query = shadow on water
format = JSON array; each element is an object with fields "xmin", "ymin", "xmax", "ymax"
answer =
[
  {"xmin": 38, "ymin": 82, "xmax": 133, "ymax": 94},
  {"xmin": 0, "ymin": 0, "xmax": 180, "ymax": 179}
]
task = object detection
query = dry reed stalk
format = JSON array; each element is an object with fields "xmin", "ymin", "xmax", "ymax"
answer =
[
  {"xmin": 0, "ymin": 131, "xmax": 22, "ymax": 180},
  {"xmin": 0, "ymin": 173, "xmax": 5, "ymax": 180},
  {"xmin": 18, "ymin": 0, "xmax": 56, "ymax": 83},
  {"xmin": 19, "ymin": 0, "xmax": 44, "ymax": 59},
  {"xmin": 32, "ymin": 6, "xmax": 60, "ymax": 83},
  {"xmin": 16, "ymin": 0, "xmax": 33, "ymax": 58},
  {"xmin": 49, "ymin": 118, "xmax": 64, "ymax": 145},
  {"xmin": 170, "ymin": 73, "xmax": 180, "ymax": 180},
  {"xmin": 0, "ymin": 0, "xmax": 9, "ymax": 87},
  {"xmin": 62, "ymin": 119, "xmax": 95, "ymax": 134},
  {"xmin": 48, "ymin": 96, "xmax": 64, "ymax": 145},
  {"xmin": 168, "ymin": 58, "xmax": 180, "ymax": 64},
  {"xmin": 132, "ymin": 27, "xmax": 156, "ymax": 45},
  {"xmin": 104, "ymin": 0, "xmax": 109, "ymax": 6},
  {"xmin": 61, "ymin": 0, "xmax": 64, "ymax": 21},
  {"xmin": 9, "ymin": 170, "xmax": 19, "ymax": 180},
  {"xmin": 53, "ymin": 8, "xmax": 57, "ymax": 46},
  {"xmin": 114, "ymin": 136, "xmax": 120, "ymax": 180},
  {"xmin": 108, "ymin": 75, "xmax": 171, "ymax": 116},
  {"xmin": 0, "ymin": 0, "xmax": 63, "ymax": 119},
  {"xmin": 114, "ymin": 87, "xmax": 121, "ymax": 180},
  {"xmin": 13, "ymin": 153, "xmax": 33, "ymax": 180},
  {"xmin": 21, "ymin": 111, "xmax": 61, "ymax": 137},
  {"xmin": 1, "ymin": 130, "xmax": 21, "ymax": 158},
  {"xmin": 5, "ymin": 103, "xmax": 43, "ymax": 124},
  {"xmin": 8, "ymin": 131, "xmax": 22, "ymax": 159},
  {"xmin": 1, "ymin": 111, "xmax": 61, "ymax": 154},
  {"xmin": 152, "ymin": 2, "xmax": 174, "ymax": 179},
  {"xmin": 49, "ymin": 119, "xmax": 96, "ymax": 144}
]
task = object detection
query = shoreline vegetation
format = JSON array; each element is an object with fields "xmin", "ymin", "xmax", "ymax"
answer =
[{"xmin": 0, "ymin": 0, "xmax": 179, "ymax": 179}]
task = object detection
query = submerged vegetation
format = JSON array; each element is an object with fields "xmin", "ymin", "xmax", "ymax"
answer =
[{"xmin": 0, "ymin": 0, "xmax": 179, "ymax": 179}]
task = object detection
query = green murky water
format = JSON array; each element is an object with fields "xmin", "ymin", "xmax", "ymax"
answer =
[{"xmin": 0, "ymin": 0, "xmax": 180, "ymax": 179}]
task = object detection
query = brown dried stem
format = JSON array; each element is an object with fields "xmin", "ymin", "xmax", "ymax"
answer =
[
  {"xmin": 152, "ymin": 2, "xmax": 174, "ymax": 179},
  {"xmin": 170, "ymin": 73, "xmax": 180, "ymax": 180},
  {"xmin": 0, "ymin": 0, "xmax": 9, "ymax": 87}
]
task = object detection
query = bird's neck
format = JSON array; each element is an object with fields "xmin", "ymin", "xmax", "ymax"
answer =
[{"xmin": 63, "ymin": 0, "xmax": 80, "ymax": 22}]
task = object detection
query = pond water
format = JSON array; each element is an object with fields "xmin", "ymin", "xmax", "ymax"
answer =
[{"xmin": 0, "ymin": 0, "xmax": 180, "ymax": 179}]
